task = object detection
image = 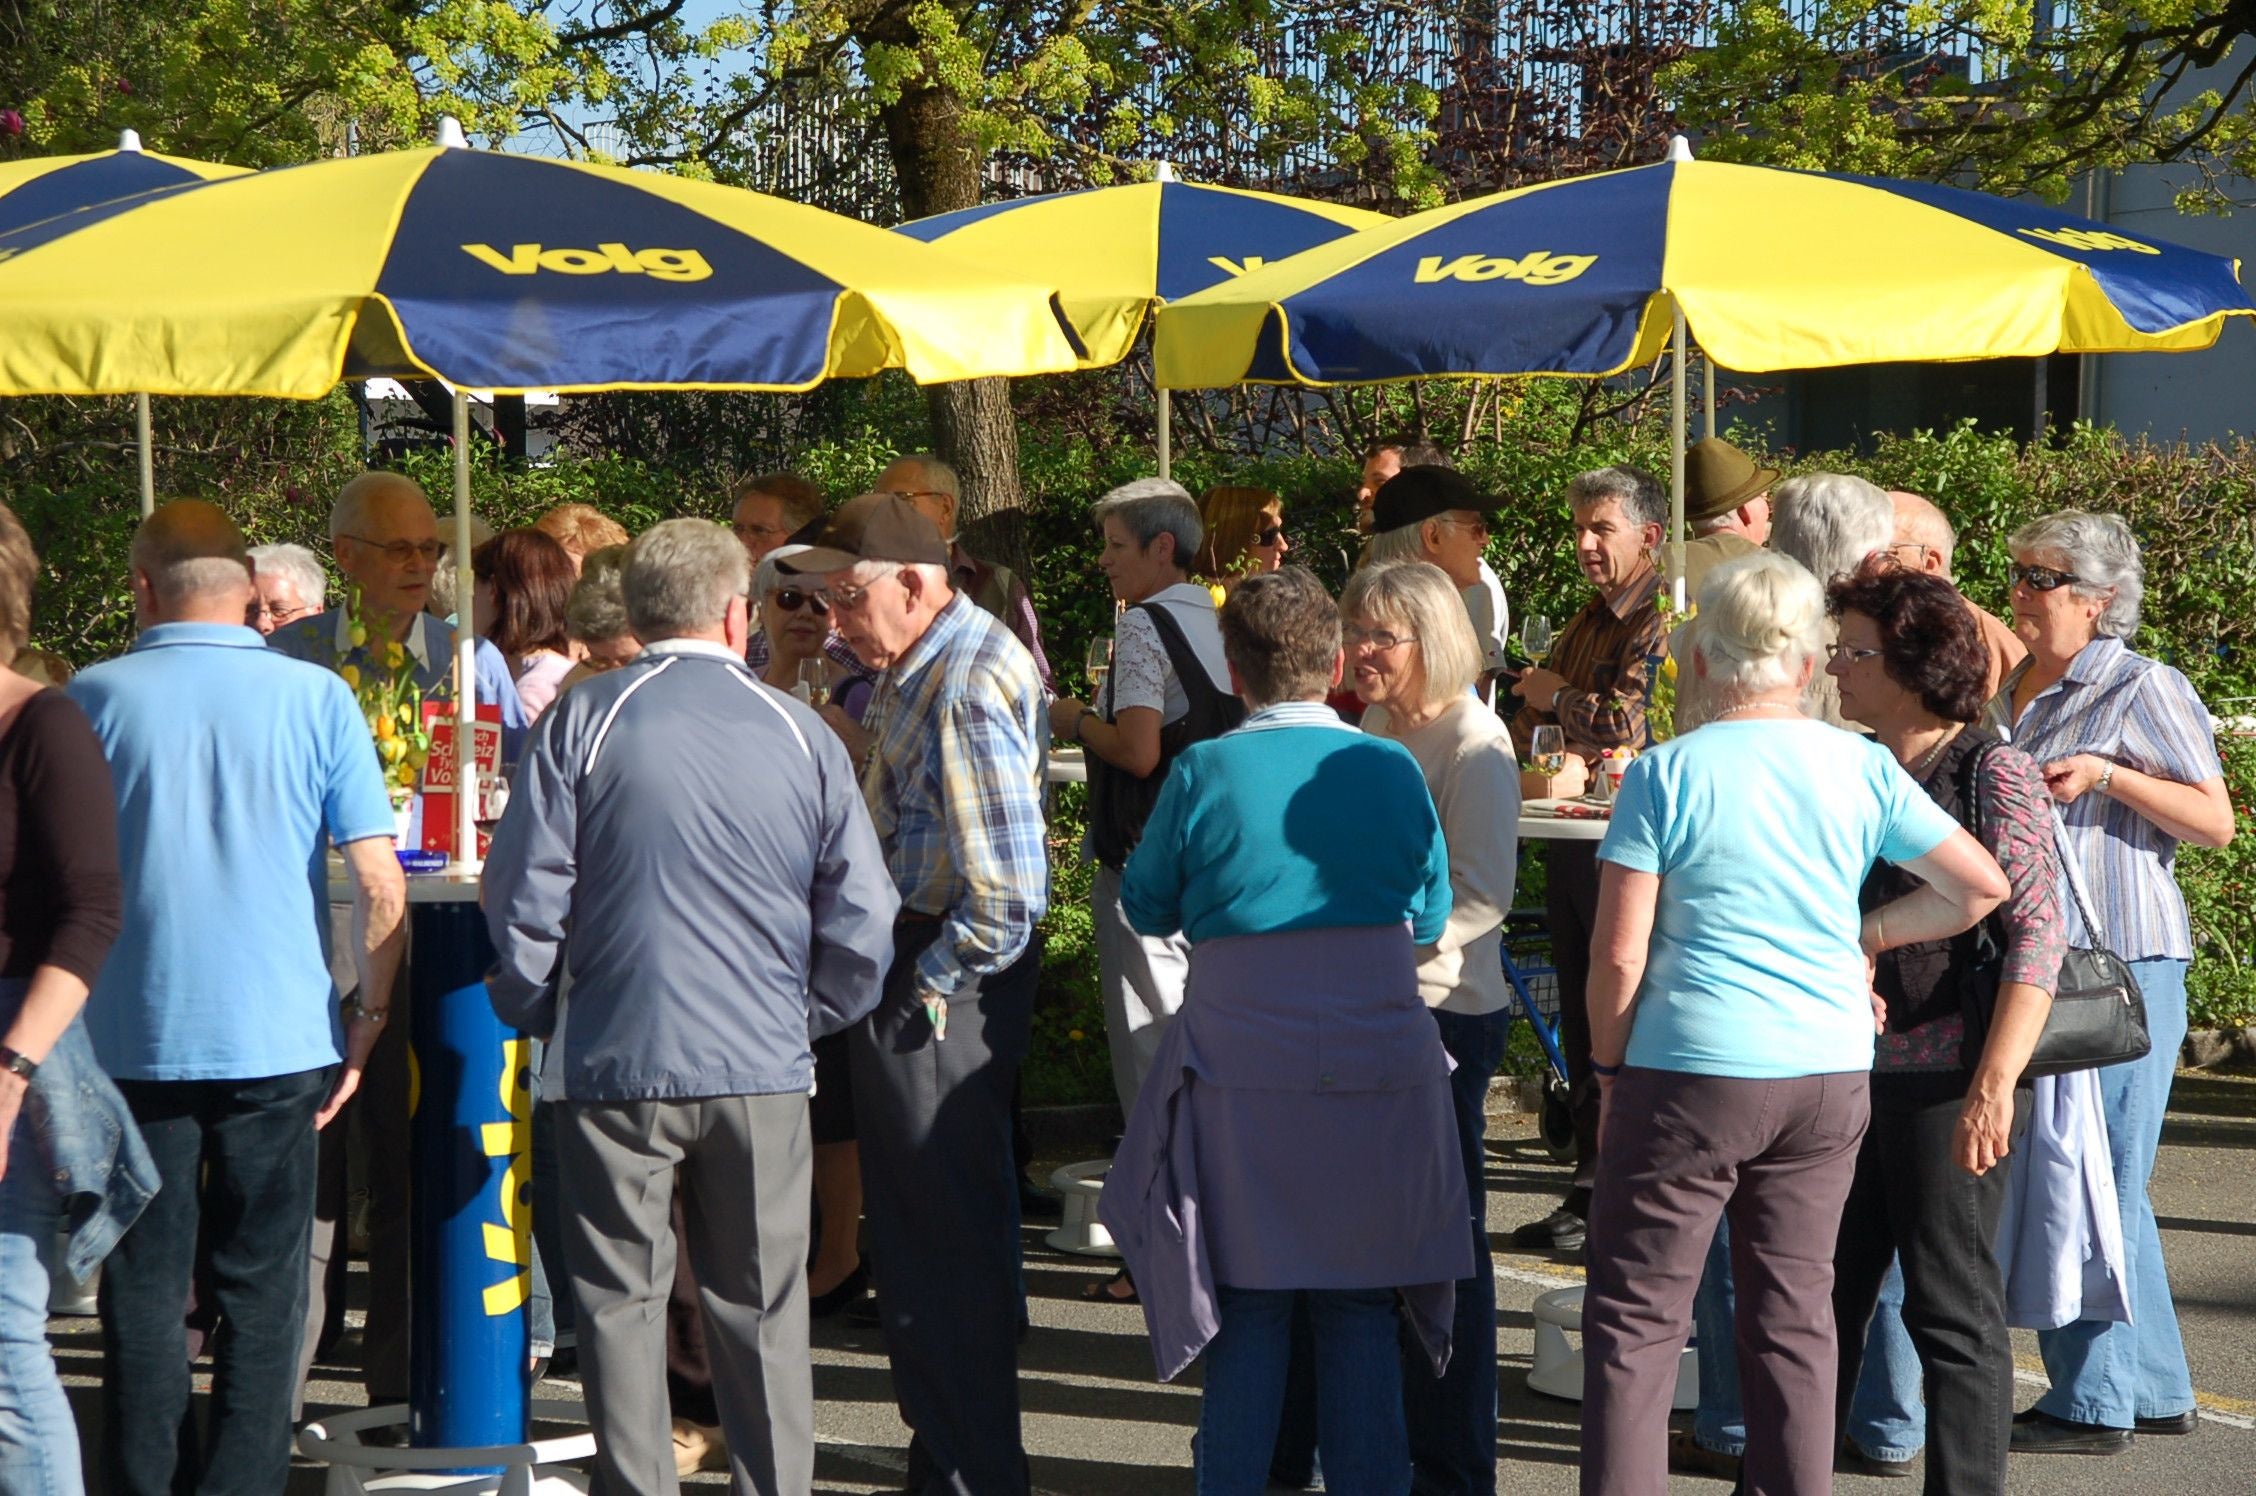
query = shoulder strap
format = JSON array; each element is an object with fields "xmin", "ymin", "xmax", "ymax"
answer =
[{"xmin": 1137, "ymin": 600, "xmax": 1225, "ymax": 711}]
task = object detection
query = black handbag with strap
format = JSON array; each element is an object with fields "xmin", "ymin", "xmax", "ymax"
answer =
[{"xmin": 1958, "ymin": 740, "xmax": 2152, "ymax": 1077}]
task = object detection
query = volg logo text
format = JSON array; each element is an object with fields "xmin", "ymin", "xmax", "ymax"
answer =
[
  {"xmin": 2017, "ymin": 227, "xmax": 2159, "ymax": 256},
  {"xmin": 460, "ymin": 241, "xmax": 715, "ymax": 282},
  {"xmin": 1414, "ymin": 251, "xmax": 1596, "ymax": 286}
]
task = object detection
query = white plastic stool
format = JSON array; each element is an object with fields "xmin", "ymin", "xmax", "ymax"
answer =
[
  {"xmin": 1044, "ymin": 1160, "xmax": 1122, "ymax": 1258},
  {"xmin": 1527, "ymin": 1286, "xmax": 1698, "ymax": 1412}
]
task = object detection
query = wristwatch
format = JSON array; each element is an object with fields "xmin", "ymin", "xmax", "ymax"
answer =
[
  {"xmin": 2095, "ymin": 760, "xmax": 2116, "ymax": 796},
  {"xmin": 0, "ymin": 1044, "xmax": 37, "ymax": 1081}
]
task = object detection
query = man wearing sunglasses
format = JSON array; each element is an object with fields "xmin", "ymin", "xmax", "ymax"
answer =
[
  {"xmin": 875, "ymin": 453, "xmax": 1053, "ymax": 692},
  {"xmin": 1361, "ymin": 439, "xmax": 1512, "ymax": 699},
  {"xmin": 1887, "ymin": 490, "xmax": 2028, "ymax": 697},
  {"xmin": 267, "ymin": 470, "xmax": 528, "ymax": 1416}
]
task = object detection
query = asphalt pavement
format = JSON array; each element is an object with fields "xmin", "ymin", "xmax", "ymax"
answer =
[{"xmin": 51, "ymin": 1067, "xmax": 2256, "ymax": 1493}]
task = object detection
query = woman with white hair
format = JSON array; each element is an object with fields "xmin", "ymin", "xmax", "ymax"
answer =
[
  {"xmin": 1770, "ymin": 472, "xmax": 1895, "ymax": 730},
  {"xmin": 1344, "ymin": 561, "xmax": 1520, "ymax": 1489},
  {"xmin": 1577, "ymin": 551, "xmax": 2010, "ymax": 1494},
  {"xmin": 1987, "ymin": 511, "xmax": 2234, "ymax": 1456},
  {"xmin": 245, "ymin": 542, "xmax": 326, "ymax": 636}
]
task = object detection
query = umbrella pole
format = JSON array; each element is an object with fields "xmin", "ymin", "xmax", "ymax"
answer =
[
  {"xmin": 135, "ymin": 393, "xmax": 154, "ymax": 517},
  {"xmin": 452, "ymin": 389, "xmax": 480, "ymax": 875},
  {"xmin": 1670, "ymin": 307, "xmax": 1688, "ymax": 614},
  {"xmin": 1157, "ymin": 387, "xmax": 1173, "ymax": 480},
  {"xmin": 1703, "ymin": 358, "xmax": 1716, "ymax": 441}
]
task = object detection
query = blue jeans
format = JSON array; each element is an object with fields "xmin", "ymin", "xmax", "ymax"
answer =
[
  {"xmin": 2035, "ymin": 957, "xmax": 2195, "ymax": 1427},
  {"xmin": 1201, "ymin": 1286, "xmax": 1407, "ymax": 1496},
  {"xmin": 2, "ymin": 1115, "xmax": 82, "ymax": 1496},
  {"xmin": 1692, "ymin": 1221, "xmax": 1922, "ymax": 1459},
  {"xmin": 101, "ymin": 1069, "xmax": 329, "ymax": 1496},
  {"xmin": 1404, "ymin": 1008, "xmax": 1507, "ymax": 1495}
]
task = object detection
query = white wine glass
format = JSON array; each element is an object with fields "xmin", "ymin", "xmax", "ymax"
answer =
[
  {"xmin": 794, "ymin": 659, "xmax": 827, "ymax": 706},
  {"xmin": 1086, "ymin": 637, "xmax": 1113, "ymax": 700},
  {"xmin": 1523, "ymin": 613, "xmax": 1554, "ymax": 665},
  {"xmin": 1531, "ymin": 724, "xmax": 1566, "ymax": 782}
]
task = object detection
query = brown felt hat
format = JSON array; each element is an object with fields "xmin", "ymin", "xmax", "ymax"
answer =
[
  {"xmin": 777, "ymin": 492, "xmax": 950, "ymax": 573},
  {"xmin": 1683, "ymin": 438, "xmax": 1781, "ymax": 523}
]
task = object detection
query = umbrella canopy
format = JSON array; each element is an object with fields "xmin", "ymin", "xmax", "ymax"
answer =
[
  {"xmin": 0, "ymin": 133, "xmax": 247, "ymax": 234},
  {"xmin": 0, "ymin": 142, "xmax": 1086, "ymax": 398},
  {"xmin": 898, "ymin": 175, "xmax": 1385, "ymax": 367},
  {"xmin": 1154, "ymin": 143, "xmax": 2256, "ymax": 388}
]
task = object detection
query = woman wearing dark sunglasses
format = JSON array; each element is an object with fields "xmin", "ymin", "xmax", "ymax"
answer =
[
  {"xmin": 1194, "ymin": 484, "xmax": 1291, "ymax": 597},
  {"xmin": 1987, "ymin": 510, "xmax": 2235, "ymax": 1457},
  {"xmin": 752, "ymin": 547, "xmax": 874, "ymax": 728}
]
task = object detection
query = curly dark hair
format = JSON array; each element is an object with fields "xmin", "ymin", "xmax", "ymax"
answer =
[
  {"xmin": 473, "ymin": 528, "xmax": 576, "ymax": 659},
  {"xmin": 1826, "ymin": 564, "xmax": 1989, "ymax": 723}
]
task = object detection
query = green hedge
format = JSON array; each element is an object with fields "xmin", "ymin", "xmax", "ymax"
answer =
[{"xmin": 14, "ymin": 388, "xmax": 2255, "ymax": 1098}]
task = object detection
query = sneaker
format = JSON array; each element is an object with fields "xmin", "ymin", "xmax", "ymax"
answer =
[{"xmin": 1836, "ymin": 1441, "xmax": 1917, "ymax": 1478}]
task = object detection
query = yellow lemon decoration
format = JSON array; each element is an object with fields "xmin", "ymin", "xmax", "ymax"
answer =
[{"xmin": 339, "ymin": 664, "xmax": 362, "ymax": 690}]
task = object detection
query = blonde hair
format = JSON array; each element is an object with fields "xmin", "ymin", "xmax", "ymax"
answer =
[
  {"xmin": 535, "ymin": 502, "xmax": 629, "ymax": 558},
  {"xmin": 1693, "ymin": 551, "xmax": 1825, "ymax": 699},
  {"xmin": 1338, "ymin": 561, "xmax": 1480, "ymax": 707},
  {"xmin": 1196, "ymin": 484, "xmax": 1283, "ymax": 580}
]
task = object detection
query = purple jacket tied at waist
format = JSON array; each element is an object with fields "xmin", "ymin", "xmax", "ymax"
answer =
[{"xmin": 1097, "ymin": 923, "xmax": 1473, "ymax": 1382}]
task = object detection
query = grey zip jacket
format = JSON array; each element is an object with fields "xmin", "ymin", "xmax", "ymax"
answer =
[{"xmin": 482, "ymin": 639, "xmax": 898, "ymax": 1101}]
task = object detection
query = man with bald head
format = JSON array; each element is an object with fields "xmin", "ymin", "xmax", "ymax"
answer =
[
  {"xmin": 876, "ymin": 452, "xmax": 1053, "ymax": 690},
  {"xmin": 267, "ymin": 470, "xmax": 524, "ymax": 1409},
  {"xmin": 67, "ymin": 502, "xmax": 406, "ymax": 1496},
  {"xmin": 1887, "ymin": 490, "xmax": 2027, "ymax": 696}
]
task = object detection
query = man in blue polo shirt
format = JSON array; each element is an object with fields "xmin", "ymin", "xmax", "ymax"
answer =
[{"xmin": 68, "ymin": 501, "xmax": 406, "ymax": 1496}]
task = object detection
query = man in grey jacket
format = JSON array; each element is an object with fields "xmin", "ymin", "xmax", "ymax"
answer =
[{"xmin": 483, "ymin": 518, "xmax": 898, "ymax": 1496}]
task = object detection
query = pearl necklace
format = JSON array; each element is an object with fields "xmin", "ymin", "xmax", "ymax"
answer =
[
  {"xmin": 1907, "ymin": 726, "xmax": 1964, "ymax": 779},
  {"xmin": 1711, "ymin": 700, "xmax": 1799, "ymax": 721}
]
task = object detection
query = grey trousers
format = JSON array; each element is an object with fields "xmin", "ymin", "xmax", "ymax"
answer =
[
  {"xmin": 1091, "ymin": 864, "xmax": 1191, "ymax": 1113},
  {"xmin": 852, "ymin": 920, "xmax": 1040, "ymax": 1496},
  {"xmin": 558, "ymin": 1093, "xmax": 814, "ymax": 1496},
  {"xmin": 1579, "ymin": 1066, "xmax": 1870, "ymax": 1496}
]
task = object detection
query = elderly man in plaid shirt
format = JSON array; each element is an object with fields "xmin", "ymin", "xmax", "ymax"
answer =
[{"xmin": 787, "ymin": 493, "xmax": 1050, "ymax": 1496}]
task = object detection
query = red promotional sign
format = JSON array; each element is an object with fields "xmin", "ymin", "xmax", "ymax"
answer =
[{"xmin": 420, "ymin": 702, "xmax": 503, "ymax": 859}]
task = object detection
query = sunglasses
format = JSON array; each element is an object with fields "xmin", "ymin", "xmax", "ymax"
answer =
[
  {"xmin": 2012, "ymin": 564, "xmax": 2081, "ymax": 592},
  {"xmin": 1255, "ymin": 525, "xmax": 1286, "ymax": 547},
  {"xmin": 771, "ymin": 587, "xmax": 830, "ymax": 615}
]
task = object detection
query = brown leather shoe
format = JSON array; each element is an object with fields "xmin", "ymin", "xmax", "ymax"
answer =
[
  {"xmin": 673, "ymin": 1419, "xmax": 729, "ymax": 1477},
  {"xmin": 1667, "ymin": 1428, "xmax": 1741, "ymax": 1481}
]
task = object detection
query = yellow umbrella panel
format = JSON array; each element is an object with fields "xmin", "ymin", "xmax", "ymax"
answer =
[{"xmin": 0, "ymin": 144, "xmax": 1086, "ymax": 398}]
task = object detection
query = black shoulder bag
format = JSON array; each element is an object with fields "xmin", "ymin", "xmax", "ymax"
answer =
[{"xmin": 1959, "ymin": 742, "xmax": 2152, "ymax": 1077}]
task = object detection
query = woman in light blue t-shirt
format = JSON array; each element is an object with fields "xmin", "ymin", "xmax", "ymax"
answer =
[{"xmin": 1574, "ymin": 551, "xmax": 2009, "ymax": 1496}]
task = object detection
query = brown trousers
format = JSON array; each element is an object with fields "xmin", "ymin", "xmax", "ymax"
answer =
[{"xmin": 1578, "ymin": 1066, "xmax": 1870, "ymax": 1496}]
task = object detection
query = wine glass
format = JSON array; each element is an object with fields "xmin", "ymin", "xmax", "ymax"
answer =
[
  {"xmin": 1086, "ymin": 637, "xmax": 1113, "ymax": 701},
  {"xmin": 1531, "ymin": 724, "xmax": 1566, "ymax": 783},
  {"xmin": 794, "ymin": 659, "xmax": 828, "ymax": 706},
  {"xmin": 1523, "ymin": 613, "xmax": 1554, "ymax": 665}
]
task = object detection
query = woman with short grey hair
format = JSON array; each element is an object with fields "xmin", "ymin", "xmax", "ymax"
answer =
[
  {"xmin": 1771, "ymin": 472, "xmax": 1895, "ymax": 728},
  {"xmin": 246, "ymin": 542, "xmax": 326, "ymax": 636},
  {"xmin": 1987, "ymin": 509, "xmax": 2233, "ymax": 1456},
  {"xmin": 1578, "ymin": 550, "xmax": 2010, "ymax": 1493}
]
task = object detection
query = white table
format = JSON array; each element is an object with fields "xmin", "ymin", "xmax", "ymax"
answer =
[{"xmin": 1518, "ymin": 797, "xmax": 1612, "ymax": 842}]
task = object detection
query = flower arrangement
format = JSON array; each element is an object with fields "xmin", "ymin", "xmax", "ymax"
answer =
[
  {"xmin": 341, "ymin": 588, "xmax": 431, "ymax": 806},
  {"xmin": 1646, "ymin": 592, "xmax": 1692, "ymax": 744}
]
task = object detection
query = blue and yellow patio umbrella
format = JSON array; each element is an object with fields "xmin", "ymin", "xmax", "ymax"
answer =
[
  {"xmin": 898, "ymin": 168, "xmax": 1384, "ymax": 473},
  {"xmin": 0, "ymin": 123, "xmax": 1086, "ymax": 866},
  {"xmin": 0, "ymin": 130, "xmax": 249, "ymax": 511},
  {"xmin": 1156, "ymin": 137, "xmax": 2256, "ymax": 598}
]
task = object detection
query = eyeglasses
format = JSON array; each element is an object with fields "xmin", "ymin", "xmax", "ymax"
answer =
[
  {"xmin": 1438, "ymin": 513, "xmax": 1490, "ymax": 537},
  {"xmin": 816, "ymin": 578, "xmax": 877, "ymax": 610},
  {"xmin": 342, "ymin": 535, "xmax": 442, "ymax": 564},
  {"xmin": 252, "ymin": 600, "xmax": 310, "ymax": 624},
  {"xmin": 1882, "ymin": 541, "xmax": 1932, "ymax": 569},
  {"xmin": 771, "ymin": 587, "xmax": 829, "ymax": 616},
  {"xmin": 1255, "ymin": 525, "xmax": 1287, "ymax": 547},
  {"xmin": 2012, "ymin": 563, "xmax": 2081, "ymax": 592},
  {"xmin": 733, "ymin": 521, "xmax": 790, "ymax": 542},
  {"xmin": 1827, "ymin": 642, "xmax": 1883, "ymax": 666},
  {"xmin": 1344, "ymin": 625, "xmax": 1418, "ymax": 650}
]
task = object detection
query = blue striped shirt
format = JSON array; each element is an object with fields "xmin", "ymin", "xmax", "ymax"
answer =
[
  {"xmin": 861, "ymin": 593, "xmax": 1050, "ymax": 998},
  {"xmin": 1985, "ymin": 636, "xmax": 2223, "ymax": 961}
]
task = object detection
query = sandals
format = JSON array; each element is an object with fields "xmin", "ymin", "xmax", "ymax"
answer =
[{"xmin": 1079, "ymin": 1267, "xmax": 1140, "ymax": 1305}]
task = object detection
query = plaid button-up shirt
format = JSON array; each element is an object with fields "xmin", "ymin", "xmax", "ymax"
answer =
[
  {"xmin": 1985, "ymin": 635, "xmax": 2224, "ymax": 961},
  {"xmin": 861, "ymin": 593, "xmax": 1050, "ymax": 998}
]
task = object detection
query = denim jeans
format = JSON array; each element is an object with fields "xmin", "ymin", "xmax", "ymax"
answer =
[
  {"xmin": 1691, "ymin": 1221, "xmax": 1921, "ymax": 1459},
  {"xmin": 101, "ymin": 1068, "xmax": 330, "ymax": 1496},
  {"xmin": 2035, "ymin": 957, "xmax": 2195, "ymax": 1427},
  {"xmin": 2, "ymin": 1115, "xmax": 82, "ymax": 1496},
  {"xmin": 1403, "ymin": 1008, "xmax": 1507, "ymax": 1495},
  {"xmin": 1201, "ymin": 1286, "xmax": 1407, "ymax": 1496}
]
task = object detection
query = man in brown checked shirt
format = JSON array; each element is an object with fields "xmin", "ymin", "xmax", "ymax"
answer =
[{"xmin": 1507, "ymin": 464, "xmax": 1669, "ymax": 1253}]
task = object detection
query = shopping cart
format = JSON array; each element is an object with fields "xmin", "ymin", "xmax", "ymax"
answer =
[{"xmin": 1501, "ymin": 909, "xmax": 1577, "ymax": 1163}]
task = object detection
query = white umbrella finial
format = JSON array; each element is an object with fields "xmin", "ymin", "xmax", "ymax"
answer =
[
  {"xmin": 435, "ymin": 116, "xmax": 469, "ymax": 149},
  {"xmin": 116, "ymin": 128, "xmax": 144, "ymax": 153},
  {"xmin": 1155, "ymin": 161, "xmax": 1178, "ymax": 183},
  {"xmin": 1667, "ymin": 135, "xmax": 1694, "ymax": 163}
]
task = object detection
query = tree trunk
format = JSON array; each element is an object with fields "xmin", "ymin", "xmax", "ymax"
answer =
[{"xmin": 870, "ymin": 66, "xmax": 1030, "ymax": 572}]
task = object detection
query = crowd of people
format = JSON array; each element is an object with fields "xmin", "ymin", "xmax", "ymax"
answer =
[{"xmin": 0, "ymin": 428, "xmax": 2234, "ymax": 1496}]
